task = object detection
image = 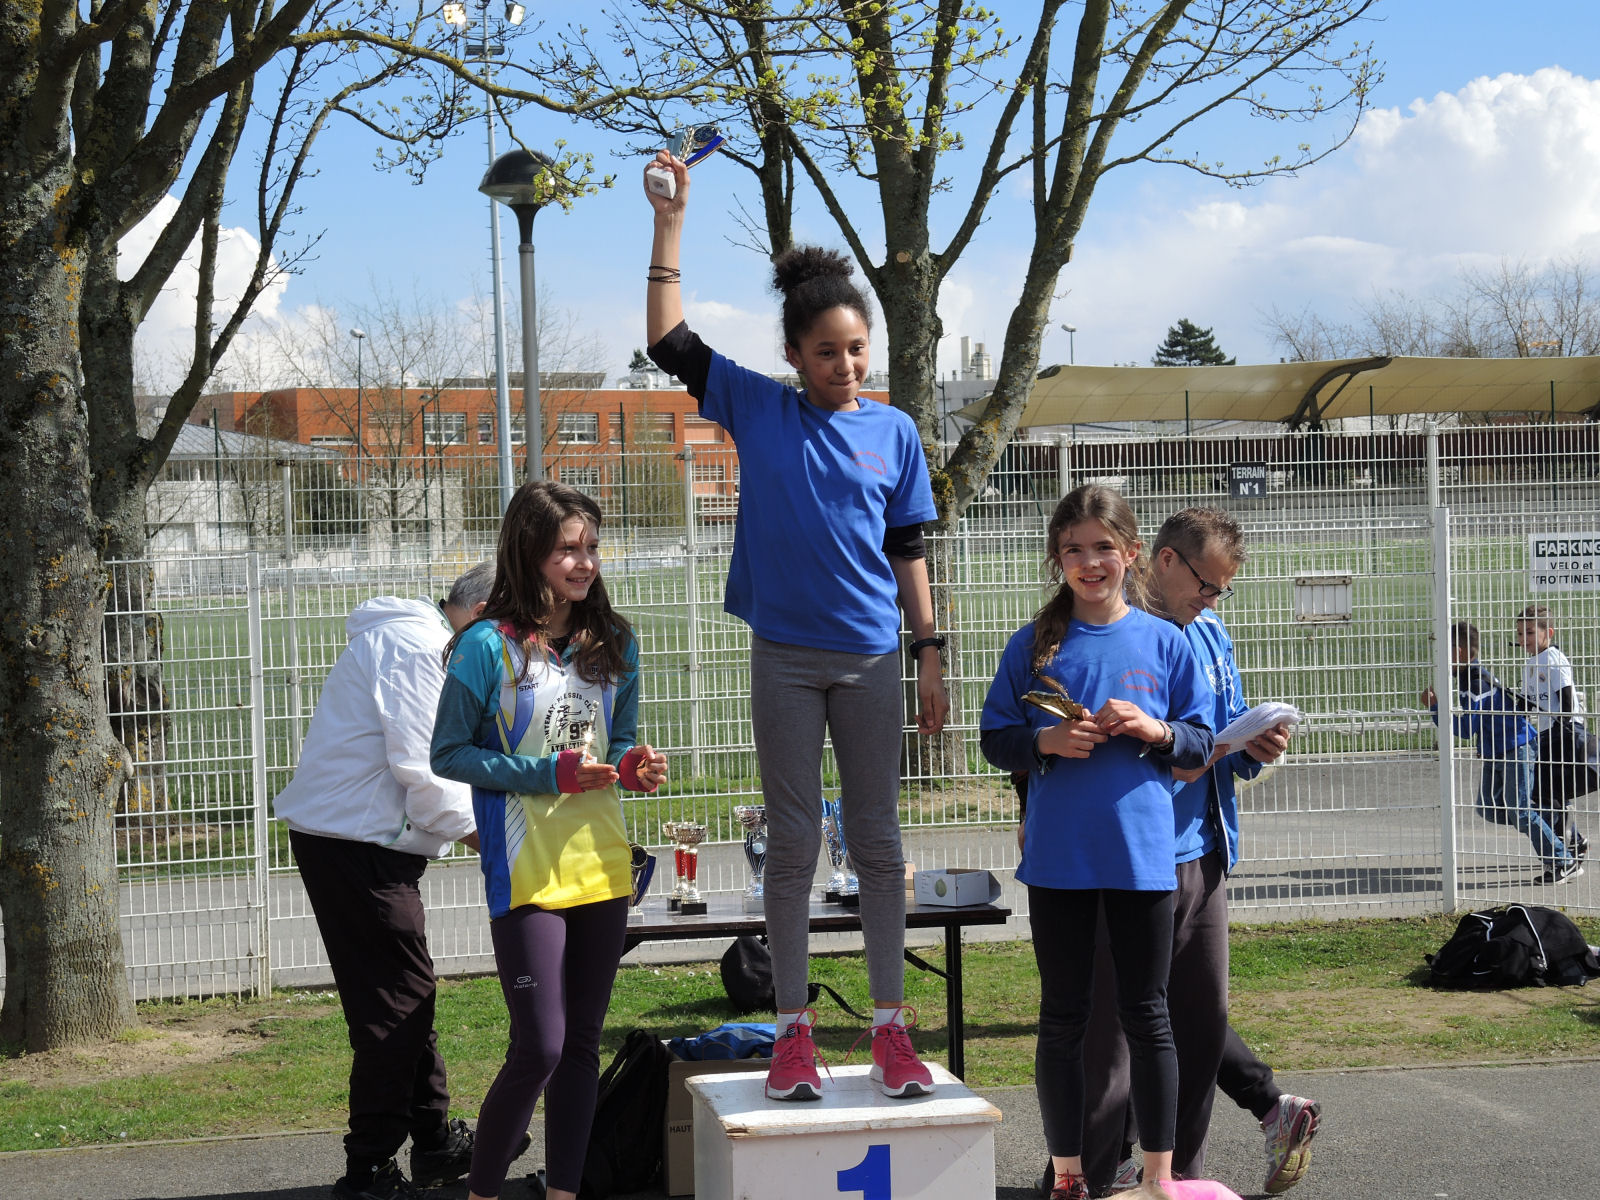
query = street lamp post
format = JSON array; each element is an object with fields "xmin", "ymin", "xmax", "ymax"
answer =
[
  {"xmin": 445, "ymin": 1, "xmax": 523, "ymax": 514},
  {"xmin": 418, "ymin": 393, "xmax": 434, "ymax": 551},
  {"xmin": 1060, "ymin": 323, "xmax": 1076, "ymax": 366},
  {"xmin": 481, "ymin": 147, "xmax": 554, "ymax": 483},
  {"xmin": 350, "ymin": 327, "xmax": 366, "ymax": 546}
]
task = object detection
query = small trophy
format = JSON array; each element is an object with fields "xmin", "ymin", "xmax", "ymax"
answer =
[
  {"xmin": 662, "ymin": 820, "xmax": 707, "ymax": 915},
  {"xmin": 733, "ymin": 804, "xmax": 768, "ymax": 914},
  {"xmin": 627, "ymin": 843, "xmax": 656, "ymax": 924},
  {"xmin": 821, "ymin": 796, "xmax": 859, "ymax": 906},
  {"xmin": 645, "ymin": 123, "xmax": 725, "ymax": 199}
]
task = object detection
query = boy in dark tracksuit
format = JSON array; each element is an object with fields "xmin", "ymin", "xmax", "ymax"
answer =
[{"xmin": 1423, "ymin": 621, "xmax": 1579, "ymax": 884}]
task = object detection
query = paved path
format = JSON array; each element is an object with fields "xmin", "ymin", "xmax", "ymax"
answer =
[{"xmin": 11, "ymin": 1059, "xmax": 1600, "ymax": 1199}]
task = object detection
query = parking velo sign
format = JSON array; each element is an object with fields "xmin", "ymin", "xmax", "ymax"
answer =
[{"xmin": 1528, "ymin": 532, "xmax": 1600, "ymax": 592}]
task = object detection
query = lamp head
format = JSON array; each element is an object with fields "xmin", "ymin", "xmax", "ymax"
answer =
[
  {"xmin": 442, "ymin": 2, "xmax": 467, "ymax": 27},
  {"xmin": 480, "ymin": 148, "xmax": 557, "ymax": 238},
  {"xmin": 350, "ymin": 328, "xmax": 366, "ymax": 340},
  {"xmin": 1061, "ymin": 324, "xmax": 1076, "ymax": 334},
  {"xmin": 506, "ymin": 2, "xmax": 526, "ymax": 23}
]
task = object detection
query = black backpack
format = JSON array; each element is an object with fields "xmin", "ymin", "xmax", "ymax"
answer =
[
  {"xmin": 579, "ymin": 1028, "xmax": 673, "ymax": 1199},
  {"xmin": 1426, "ymin": 905, "xmax": 1600, "ymax": 989},
  {"xmin": 718, "ymin": 934, "xmax": 869, "ymax": 1018}
]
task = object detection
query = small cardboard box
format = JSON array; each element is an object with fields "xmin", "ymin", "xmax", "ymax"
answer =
[
  {"xmin": 913, "ymin": 867, "xmax": 1001, "ymax": 907},
  {"xmin": 664, "ymin": 1054, "xmax": 771, "ymax": 1196}
]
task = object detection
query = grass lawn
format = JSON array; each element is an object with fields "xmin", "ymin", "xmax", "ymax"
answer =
[{"xmin": 5, "ymin": 914, "xmax": 1600, "ymax": 1152}]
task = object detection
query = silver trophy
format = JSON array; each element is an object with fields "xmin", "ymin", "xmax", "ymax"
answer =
[
  {"xmin": 645, "ymin": 123, "xmax": 726, "ymax": 198},
  {"xmin": 821, "ymin": 796, "xmax": 859, "ymax": 906},
  {"xmin": 733, "ymin": 804, "xmax": 768, "ymax": 914},
  {"xmin": 662, "ymin": 820, "xmax": 707, "ymax": 915}
]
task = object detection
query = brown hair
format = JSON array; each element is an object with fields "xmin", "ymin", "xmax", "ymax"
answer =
[
  {"xmin": 1031, "ymin": 483, "xmax": 1146, "ymax": 672},
  {"xmin": 1451, "ymin": 620, "xmax": 1480, "ymax": 654},
  {"xmin": 444, "ymin": 480, "xmax": 632, "ymax": 685},
  {"xmin": 1152, "ymin": 507, "xmax": 1247, "ymax": 567},
  {"xmin": 1517, "ymin": 604, "xmax": 1554, "ymax": 629}
]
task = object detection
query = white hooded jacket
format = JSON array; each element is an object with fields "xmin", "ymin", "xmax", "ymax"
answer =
[{"xmin": 274, "ymin": 596, "xmax": 474, "ymax": 857}]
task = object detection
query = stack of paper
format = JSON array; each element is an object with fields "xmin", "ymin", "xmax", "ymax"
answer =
[{"xmin": 1214, "ymin": 702, "xmax": 1303, "ymax": 752}]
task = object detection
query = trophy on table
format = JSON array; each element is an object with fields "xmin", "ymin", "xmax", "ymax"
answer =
[
  {"xmin": 821, "ymin": 796, "xmax": 859, "ymax": 907},
  {"xmin": 662, "ymin": 820, "xmax": 707, "ymax": 915},
  {"xmin": 733, "ymin": 804, "xmax": 768, "ymax": 914},
  {"xmin": 644, "ymin": 123, "xmax": 726, "ymax": 199},
  {"xmin": 627, "ymin": 842, "xmax": 656, "ymax": 924}
]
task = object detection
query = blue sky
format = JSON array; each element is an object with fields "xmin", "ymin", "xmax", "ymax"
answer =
[{"xmin": 130, "ymin": 1, "xmax": 1600, "ymax": 388}]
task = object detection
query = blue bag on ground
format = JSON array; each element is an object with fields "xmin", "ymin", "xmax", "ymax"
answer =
[{"xmin": 666, "ymin": 1021, "xmax": 775, "ymax": 1060}]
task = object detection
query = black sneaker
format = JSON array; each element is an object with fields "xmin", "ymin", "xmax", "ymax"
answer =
[
  {"xmin": 410, "ymin": 1118, "xmax": 475, "ymax": 1188},
  {"xmin": 333, "ymin": 1160, "xmax": 421, "ymax": 1200},
  {"xmin": 411, "ymin": 1120, "xmax": 533, "ymax": 1190},
  {"xmin": 1572, "ymin": 831, "xmax": 1589, "ymax": 863},
  {"xmin": 1540, "ymin": 859, "xmax": 1585, "ymax": 885}
]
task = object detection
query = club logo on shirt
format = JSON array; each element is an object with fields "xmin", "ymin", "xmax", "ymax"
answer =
[
  {"xmin": 852, "ymin": 450, "xmax": 887, "ymax": 476},
  {"xmin": 544, "ymin": 691, "xmax": 600, "ymax": 751},
  {"xmin": 1119, "ymin": 668, "xmax": 1159, "ymax": 695}
]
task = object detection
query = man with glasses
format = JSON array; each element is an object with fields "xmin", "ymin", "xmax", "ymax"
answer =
[{"xmin": 1070, "ymin": 508, "xmax": 1318, "ymax": 1197}]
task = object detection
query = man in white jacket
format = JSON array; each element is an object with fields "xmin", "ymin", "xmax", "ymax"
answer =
[{"xmin": 276, "ymin": 562, "xmax": 494, "ymax": 1200}]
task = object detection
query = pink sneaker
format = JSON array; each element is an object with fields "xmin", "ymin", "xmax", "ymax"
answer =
[
  {"xmin": 766, "ymin": 1011, "xmax": 823, "ymax": 1101},
  {"xmin": 868, "ymin": 1006, "xmax": 934, "ymax": 1098}
]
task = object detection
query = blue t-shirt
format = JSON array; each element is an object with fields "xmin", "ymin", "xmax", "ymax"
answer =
[
  {"xmin": 699, "ymin": 352, "xmax": 937, "ymax": 655},
  {"xmin": 1174, "ymin": 610, "xmax": 1263, "ymax": 871},
  {"xmin": 980, "ymin": 608, "xmax": 1215, "ymax": 891}
]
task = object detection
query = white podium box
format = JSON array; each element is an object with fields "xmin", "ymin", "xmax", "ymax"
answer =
[{"xmin": 687, "ymin": 1063, "xmax": 1001, "ymax": 1200}]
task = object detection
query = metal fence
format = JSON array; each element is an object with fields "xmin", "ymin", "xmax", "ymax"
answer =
[{"xmin": 4, "ymin": 420, "xmax": 1599, "ymax": 1002}]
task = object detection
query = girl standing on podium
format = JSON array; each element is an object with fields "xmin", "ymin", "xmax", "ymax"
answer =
[
  {"xmin": 642, "ymin": 149, "xmax": 949, "ymax": 1103},
  {"xmin": 431, "ymin": 480, "xmax": 668, "ymax": 1200},
  {"xmin": 980, "ymin": 484, "xmax": 1214, "ymax": 1200}
]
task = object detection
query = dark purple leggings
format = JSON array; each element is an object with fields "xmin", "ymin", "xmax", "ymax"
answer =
[{"xmin": 468, "ymin": 896, "xmax": 628, "ymax": 1198}]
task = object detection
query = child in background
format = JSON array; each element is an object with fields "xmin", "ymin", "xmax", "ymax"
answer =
[
  {"xmin": 980, "ymin": 484, "xmax": 1215, "ymax": 1200},
  {"xmin": 1517, "ymin": 604, "xmax": 1591, "ymax": 861},
  {"xmin": 1422, "ymin": 620, "xmax": 1579, "ymax": 885},
  {"xmin": 430, "ymin": 480, "xmax": 669, "ymax": 1200}
]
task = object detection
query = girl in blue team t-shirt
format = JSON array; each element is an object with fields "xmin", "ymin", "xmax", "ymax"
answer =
[
  {"xmin": 642, "ymin": 150, "xmax": 949, "ymax": 1105},
  {"xmin": 981, "ymin": 484, "xmax": 1214, "ymax": 1200}
]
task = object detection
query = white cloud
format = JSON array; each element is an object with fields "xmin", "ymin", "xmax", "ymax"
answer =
[
  {"xmin": 960, "ymin": 67, "xmax": 1600, "ymax": 368},
  {"xmin": 124, "ymin": 195, "xmax": 288, "ymax": 392}
]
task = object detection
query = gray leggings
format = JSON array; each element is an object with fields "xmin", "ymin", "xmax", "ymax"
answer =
[{"xmin": 751, "ymin": 636, "xmax": 907, "ymax": 1010}]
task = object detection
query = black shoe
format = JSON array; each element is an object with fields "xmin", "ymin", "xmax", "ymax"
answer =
[
  {"xmin": 1573, "ymin": 831, "xmax": 1589, "ymax": 863},
  {"xmin": 333, "ymin": 1160, "xmax": 421, "ymax": 1200},
  {"xmin": 524, "ymin": 1168, "xmax": 547, "ymax": 1199},
  {"xmin": 410, "ymin": 1118, "xmax": 474, "ymax": 1188},
  {"xmin": 1541, "ymin": 859, "xmax": 1585, "ymax": 885}
]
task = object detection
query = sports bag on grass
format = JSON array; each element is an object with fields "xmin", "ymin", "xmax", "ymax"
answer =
[
  {"xmin": 579, "ymin": 1027, "xmax": 672, "ymax": 1199},
  {"xmin": 1426, "ymin": 904, "xmax": 1600, "ymax": 989},
  {"xmin": 719, "ymin": 934, "xmax": 869, "ymax": 1018}
]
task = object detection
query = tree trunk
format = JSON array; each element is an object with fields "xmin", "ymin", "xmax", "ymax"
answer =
[
  {"xmin": 0, "ymin": 132, "xmax": 137, "ymax": 1047},
  {"xmin": 83, "ymin": 250, "xmax": 172, "ymax": 817}
]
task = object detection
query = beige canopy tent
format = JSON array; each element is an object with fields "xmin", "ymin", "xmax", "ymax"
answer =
[{"xmin": 956, "ymin": 355, "xmax": 1600, "ymax": 429}]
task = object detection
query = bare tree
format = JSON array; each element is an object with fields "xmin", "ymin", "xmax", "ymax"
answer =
[{"xmin": 1264, "ymin": 257, "xmax": 1600, "ymax": 362}]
